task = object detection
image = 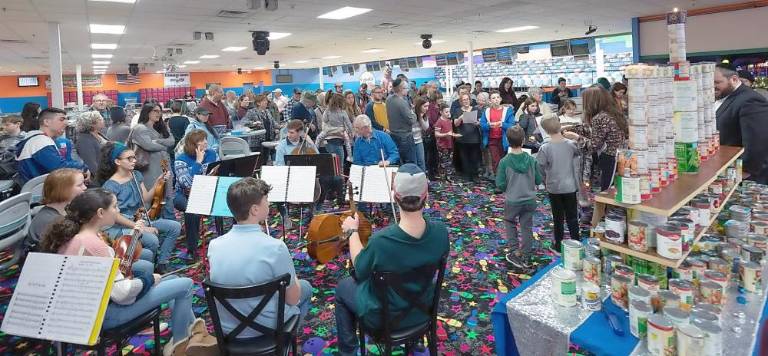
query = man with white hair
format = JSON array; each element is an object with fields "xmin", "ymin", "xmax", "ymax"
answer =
[
  {"xmin": 91, "ymin": 93, "xmax": 111, "ymax": 130},
  {"xmin": 515, "ymin": 86, "xmax": 552, "ymax": 121},
  {"xmin": 199, "ymin": 84, "xmax": 230, "ymax": 127},
  {"xmin": 351, "ymin": 115, "xmax": 399, "ymax": 166},
  {"xmin": 272, "ymin": 88, "xmax": 289, "ymax": 113}
]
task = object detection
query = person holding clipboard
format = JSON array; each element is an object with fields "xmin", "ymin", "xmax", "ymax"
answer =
[
  {"xmin": 173, "ymin": 130, "xmax": 218, "ymax": 262},
  {"xmin": 451, "ymin": 93, "xmax": 481, "ymax": 182}
]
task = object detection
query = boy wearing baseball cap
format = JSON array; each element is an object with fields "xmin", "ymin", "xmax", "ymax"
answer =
[{"xmin": 334, "ymin": 164, "xmax": 449, "ymax": 355}]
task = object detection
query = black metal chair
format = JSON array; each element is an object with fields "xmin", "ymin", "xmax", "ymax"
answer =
[
  {"xmin": 203, "ymin": 274, "xmax": 299, "ymax": 356},
  {"xmin": 357, "ymin": 254, "xmax": 448, "ymax": 356},
  {"xmin": 61, "ymin": 306, "xmax": 162, "ymax": 355}
]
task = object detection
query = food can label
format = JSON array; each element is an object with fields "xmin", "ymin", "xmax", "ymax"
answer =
[
  {"xmin": 675, "ymin": 142, "xmax": 700, "ymax": 174},
  {"xmin": 617, "ymin": 176, "xmax": 641, "ymax": 205},
  {"xmin": 674, "ymin": 111, "xmax": 699, "ymax": 143}
]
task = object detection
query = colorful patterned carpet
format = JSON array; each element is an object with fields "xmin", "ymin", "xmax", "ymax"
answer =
[{"xmin": 0, "ymin": 176, "xmax": 582, "ymax": 355}]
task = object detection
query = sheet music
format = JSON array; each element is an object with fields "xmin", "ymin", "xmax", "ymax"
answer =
[
  {"xmin": 348, "ymin": 165, "xmax": 398, "ymax": 203},
  {"xmin": 185, "ymin": 175, "xmax": 219, "ymax": 215},
  {"xmin": 210, "ymin": 177, "xmax": 242, "ymax": 217},
  {"xmin": 2, "ymin": 253, "xmax": 116, "ymax": 345},
  {"xmin": 261, "ymin": 166, "xmax": 316, "ymax": 203},
  {"xmin": 286, "ymin": 166, "xmax": 317, "ymax": 203},
  {"xmin": 462, "ymin": 110, "xmax": 478, "ymax": 124},
  {"xmin": 261, "ymin": 166, "xmax": 290, "ymax": 202}
]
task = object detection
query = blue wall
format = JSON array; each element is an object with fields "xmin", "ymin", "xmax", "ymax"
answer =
[{"xmin": 0, "ymin": 96, "xmax": 48, "ymax": 114}]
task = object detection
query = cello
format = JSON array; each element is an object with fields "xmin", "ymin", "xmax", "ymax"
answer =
[
  {"xmin": 147, "ymin": 159, "xmax": 169, "ymax": 220},
  {"xmin": 112, "ymin": 209, "xmax": 145, "ymax": 277},
  {"xmin": 307, "ymin": 180, "xmax": 372, "ymax": 264}
]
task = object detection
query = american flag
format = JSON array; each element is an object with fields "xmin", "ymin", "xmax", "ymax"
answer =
[{"xmin": 116, "ymin": 74, "xmax": 141, "ymax": 85}]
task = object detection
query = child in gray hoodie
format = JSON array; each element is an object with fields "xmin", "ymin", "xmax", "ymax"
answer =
[{"xmin": 495, "ymin": 125, "xmax": 542, "ymax": 268}]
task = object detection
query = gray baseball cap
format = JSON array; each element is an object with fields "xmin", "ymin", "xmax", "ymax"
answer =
[{"xmin": 393, "ymin": 163, "xmax": 429, "ymax": 199}]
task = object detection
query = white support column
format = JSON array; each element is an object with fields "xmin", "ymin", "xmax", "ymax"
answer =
[
  {"xmin": 467, "ymin": 41, "xmax": 475, "ymax": 87},
  {"xmin": 75, "ymin": 64, "xmax": 83, "ymax": 108},
  {"xmin": 318, "ymin": 67, "xmax": 324, "ymax": 91},
  {"xmin": 48, "ymin": 22, "xmax": 64, "ymax": 108}
]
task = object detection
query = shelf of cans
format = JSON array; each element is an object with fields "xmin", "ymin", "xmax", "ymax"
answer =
[
  {"xmin": 559, "ymin": 180, "xmax": 768, "ymax": 355},
  {"xmin": 595, "ymin": 159, "xmax": 742, "ymax": 268}
]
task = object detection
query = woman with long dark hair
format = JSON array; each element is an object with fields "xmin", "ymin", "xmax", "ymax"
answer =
[
  {"xmin": 20, "ymin": 102, "xmax": 41, "ymax": 132},
  {"xmin": 40, "ymin": 188, "xmax": 199, "ymax": 355},
  {"xmin": 97, "ymin": 142, "xmax": 181, "ymax": 273},
  {"xmin": 563, "ymin": 86, "xmax": 628, "ymax": 191},
  {"xmin": 498, "ymin": 77, "xmax": 518, "ymax": 110},
  {"xmin": 130, "ymin": 103, "xmax": 175, "ymax": 218}
]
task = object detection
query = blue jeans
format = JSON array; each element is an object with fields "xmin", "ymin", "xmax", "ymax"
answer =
[
  {"xmin": 390, "ymin": 132, "xmax": 416, "ymax": 164},
  {"xmin": 296, "ymin": 279, "xmax": 313, "ymax": 325},
  {"xmin": 107, "ymin": 217, "xmax": 181, "ymax": 265},
  {"xmin": 173, "ymin": 194, "xmax": 200, "ymax": 255},
  {"xmin": 325, "ymin": 138, "xmax": 345, "ymax": 166},
  {"xmin": 414, "ymin": 141, "xmax": 426, "ymax": 172},
  {"xmin": 104, "ymin": 261, "xmax": 195, "ymax": 342},
  {"xmin": 335, "ymin": 277, "xmax": 359, "ymax": 356}
]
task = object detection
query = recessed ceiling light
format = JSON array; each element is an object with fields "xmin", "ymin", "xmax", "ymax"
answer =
[
  {"xmin": 268, "ymin": 32, "xmax": 291, "ymax": 40},
  {"xmin": 91, "ymin": 54, "xmax": 113, "ymax": 59},
  {"xmin": 317, "ymin": 6, "xmax": 372, "ymax": 20},
  {"xmin": 92, "ymin": 60, "xmax": 111, "ymax": 64},
  {"xmin": 366, "ymin": 37, "xmax": 373, "ymax": 40},
  {"xmin": 10, "ymin": 70, "xmax": 16, "ymax": 73},
  {"xmin": 155, "ymin": 70, "xmax": 165, "ymax": 74},
  {"xmin": 362, "ymin": 48, "xmax": 384, "ymax": 53},
  {"xmin": 183, "ymin": 60, "xmax": 200, "ymax": 64},
  {"xmin": 89, "ymin": 0, "xmax": 136, "ymax": 3},
  {"xmin": 177, "ymin": 65, "xmax": 187, "ymax": 68},
  {"xmin": 322, "ymin": 55, "xmax": 342, "ymax": 59},
  {"xmin": 254, "ymin": 66, "xmax": 265, "ymax": 70},
  {"xmin": 495, "ymin": 25, "xmax": 539, "ymax": 33},
  {"xmin": 93, "ymin": 66, "xmax": 109, "ymax": 69},
  {"xmin": 294, "ymin": 60, "xmax": 309, "ymax": 64},
  {"xmin": 89, "ymin": 24, "xmax": 125, "ymax": 35},
  {"xmin": 222, "ymin": 47, "xmax": 247, "ymax": 52},
  {"xmin": 91, "ymin": 43, "xmax": 118, "ymax": 50},
  {"xmin": 200, "ymin": 55, "xmax": 220, "ymax": 59}
]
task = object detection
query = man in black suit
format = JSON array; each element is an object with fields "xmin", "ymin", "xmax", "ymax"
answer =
[{"xmin": 715, "ymin": 64, "xmax": 768, "ymax": 184}]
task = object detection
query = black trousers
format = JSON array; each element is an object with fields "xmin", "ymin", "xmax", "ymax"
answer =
[
  {"xmin": 548, "ymin": 192, "xmax": 580, "ymax": 244},
  {"xmin": 458, "ymin": 142, "xmax": 481, "ymax": 179},
  {"xmin": 423, "ymin": 134, "xmax": 438, "ymax": 179},
  {"xmin": 598, "ymin": 153, "xmax": 616, "ymax": 192}
]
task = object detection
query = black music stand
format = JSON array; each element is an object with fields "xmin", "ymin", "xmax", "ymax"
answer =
[{"xmin": 283, "ymin": 154, "xmax": 339, "ymax": 240}]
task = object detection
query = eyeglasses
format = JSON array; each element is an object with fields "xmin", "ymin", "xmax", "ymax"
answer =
[{"xmin": 121, "ymin": 155, "xmax": 137, "ymax": 161}]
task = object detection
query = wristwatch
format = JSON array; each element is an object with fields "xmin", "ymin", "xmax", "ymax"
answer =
[{"xmin": 344, "ymin": 229, "xmax": 358, "ymax": 239}]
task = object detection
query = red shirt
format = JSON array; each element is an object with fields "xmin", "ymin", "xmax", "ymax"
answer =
[
  {"xmin": 434, "ymin": 118, "xmax": 454, "ymax": 150},
  {"xmin": 200, "ymin": 96, "xmax": 231, "ymax": 128},
  {"xmin": 489, "ymin": 108, "xmax": 503, "ymax": 139}
]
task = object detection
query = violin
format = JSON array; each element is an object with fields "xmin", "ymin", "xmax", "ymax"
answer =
[
  {"xmin": 147, "ymin": 159, "xmax": 169, "ymax": 220},
  {"xmin": 113, "ymin": 209, "xmax": 145, "ymax": 278},
  {"xmin": 307, "ymin": 180, "xmax": 372, "ymax": 264}
]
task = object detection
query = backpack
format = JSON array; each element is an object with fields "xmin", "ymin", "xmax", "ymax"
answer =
[{"xmin": 0, "ymin": 150, "xmax": 17, "ymax": 180}]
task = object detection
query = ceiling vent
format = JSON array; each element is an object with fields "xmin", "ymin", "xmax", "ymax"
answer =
[
  {"xmin": 169, "ymin": 43, "xmax": 193, "ymax": 47},
  {"xmin": 0, "ymin": 39, "xmax": 26, "ymax": 44},
  {"xmin": 217, "ymin": 10, "xmax": 250, "ymax": 18},
  {"xmin": 375, "ymin": 23, "xmax": 400, "ymax": 29},
  {"xmin": 286, "ymin": 45, "xmax": 304, "ymax": 49},
  {"xmin": 24, "ymin": 56, "xmax": 46, "ymax": 60}
]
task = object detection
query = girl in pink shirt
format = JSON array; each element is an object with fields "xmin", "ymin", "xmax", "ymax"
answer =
[{"xmin": 41, "ymin": 189, "xmax": 202, "ymax": 355}]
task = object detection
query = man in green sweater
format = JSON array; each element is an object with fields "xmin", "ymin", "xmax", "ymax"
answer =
[
  {"xmin": 335, "ymin": 164, "xmax": 449, "ymax": 355},
  {"xmin": 496, "ymin": 126, "xmax": 543, "ymax": 268}
]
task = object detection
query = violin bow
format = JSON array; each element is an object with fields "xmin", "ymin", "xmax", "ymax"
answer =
[
  {"xmin": 130, "ymin": 172, "xmax": 153, "ymax": 227},
  {"xmin": 380, "ymin": 149, "xmax": 399, "ymax": 224}
]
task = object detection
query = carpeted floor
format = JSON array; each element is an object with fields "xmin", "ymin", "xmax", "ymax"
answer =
[{"xmin": 0, "ymin": 176, "xmax": 585, "ymax": 355}]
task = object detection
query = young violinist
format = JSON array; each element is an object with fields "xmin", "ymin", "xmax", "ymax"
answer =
[
  {"xmin": 40, "ymin": 189, "xmax": 201, "ymax": 356},
  {"xmin": 97, "ymin": 141, "xmax": 182, "ymax": 273},
  {"xmin": 334, "ymin": 164, "xmax": 449, "ymax": 356},
  {"xmin": 173, "ymin": 130, "xmax": 218, "ymax": 262},
  {"xmin": 25, "ymin": 168, "xmax": 87, "ymax": 254},
  {"xmin": 207, "ymin": 177, "xmax": 313, "ymax": 338}
]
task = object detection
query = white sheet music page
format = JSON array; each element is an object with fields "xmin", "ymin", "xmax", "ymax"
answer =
[
  {"xmin": 185, "ymin": 175, "xmax": 219, "ymax": 215},
  {"xmin": 260, "ymin": 166, "xmax": 290, "ymax": 202},
  {"xmin": 2, "ymin": 253, "xmax": 116, "ymax": 345},
  {"xmin": 286, "ymin": 166, "xmax": 317, "ymax": 203},
  {"xmin": 362, "ymin": 166, "xmax": 398, "ymax": 203},
  {"xmin": 348, "ymin": 165, "xmax": 365, "ymax": 202}
]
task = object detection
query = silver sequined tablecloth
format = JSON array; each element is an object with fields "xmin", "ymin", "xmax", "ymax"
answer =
[{"xmin": 506, "ymin": 265, "xmax": 768, "ymax": 356}]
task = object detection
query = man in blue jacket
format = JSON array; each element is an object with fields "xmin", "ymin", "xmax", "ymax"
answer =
[
  {"xmin": 16, "ymin": 107, "xmax": 87, "ymax": 184},
  {"xmin": 352, "ymin": 115, "xmax": 399, "ymax": 166}
]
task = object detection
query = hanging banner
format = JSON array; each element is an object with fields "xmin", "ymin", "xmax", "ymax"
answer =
[
  {"xmin": 45, "ymin": 75, "xmax": 103, "ymax": 89},
  {"xmin": 164, "ymin": 72, "xmax": 191, "ymax": 87}
]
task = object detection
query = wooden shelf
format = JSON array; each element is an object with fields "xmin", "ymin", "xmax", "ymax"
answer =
[
  {"xmin": 598, "ymin": 182, "xmax": 739, "ymax": 268},
  {"xmin": 594, "ymin": 146, "xmax": 744, "ymax": 217}
]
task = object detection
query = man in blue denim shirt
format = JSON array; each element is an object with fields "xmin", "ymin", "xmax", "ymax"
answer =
[{"xmin": 352, "ymin": 115, "xmax": 399, "ymax": 166}]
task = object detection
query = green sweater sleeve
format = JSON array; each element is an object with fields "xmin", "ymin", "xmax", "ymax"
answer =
[
  {"xmin": 495, "ymin": 159, "xmax": 507, "ymax": 192},
  {"xmin": 534, "ymin": 161, "xmax": 543, "ymax": 185}
]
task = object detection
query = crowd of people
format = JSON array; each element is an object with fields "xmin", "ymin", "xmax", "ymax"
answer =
[{"xmin": 1, "ymin": 62, "xmax": 767, "ymax": 354}]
